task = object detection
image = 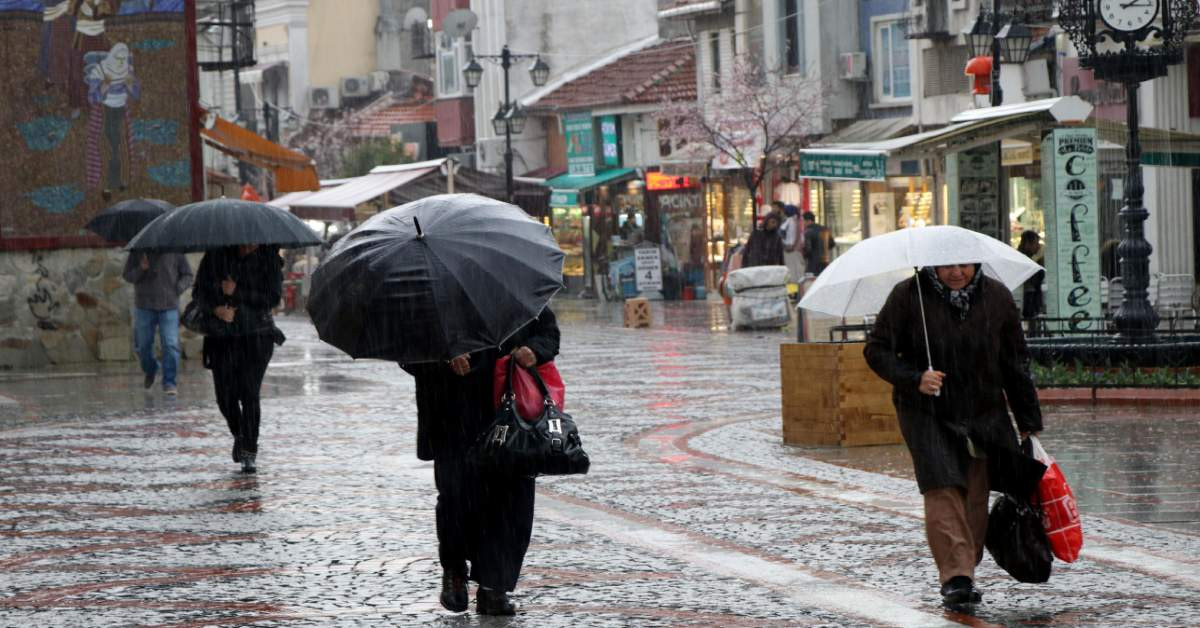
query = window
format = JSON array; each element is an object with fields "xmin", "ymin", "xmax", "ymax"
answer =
[
  {"xmin": 436, "ymin": 32, "xmax": 471, "ymax": 98},
  {"xmin": 778, "ymin": 0, "xmax": 804, "ymax": 74},
  {"xmin": 874, "ymin": 19, "xmax": 911, "ymax": 102},
  {"xmin": 710, "ymin": 31, "xmax": 721, "ymax": 92},
  {"xmin": 922, "ymin": 45, "xmax": 969, "ymax": 97}
]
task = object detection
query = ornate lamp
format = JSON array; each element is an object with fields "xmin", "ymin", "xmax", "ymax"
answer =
[
  {"xmin": 996, "ymin": 21, "xmax": 1033, "ymax": 64},
  {"xmin": 529, "ymin": 56, "xmax": 550, "ymax": 87},
  {"xmin": 1059, "ymin": 0, "xmax": 1198, "ymax": 337},
  {"xmin": 507, "ymin": 103, "xmax": 528, "ymax": 134},
  {"xmin": 963, "ymin": 11, "xmax": 995, "ymax": 58},
  {"xmin": 462, "ymin": 58, "xmax": 484, "ymax": 89},
  {"xmin": 491, "ymin": 107, "xmax": 509, "ymax": 136}
]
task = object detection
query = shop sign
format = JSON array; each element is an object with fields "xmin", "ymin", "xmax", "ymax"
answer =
[
  {"xmin": 634, "ymin": 245, "xmax": 663, "ymax": 292},
  {"xmin": 949, "ymin": 144, "xmax": 1001, "ymax": 239},
  {"xmin": 600, "ymin": 115, "xmax": 620, "ymax": 167},
  {"xmin": 646, "ymin": 172, "xmax": 697, "ymax": 191},
  {"xmin": 1042, "ymin": 128, "xmax": 1101, "ymax": 330},
  {"xmin": 1001, "ymin": 143, "xmax": 1035, "ymax": 166},
  {"xmin": 549, "ymin": 189, "xmax": 580, "ymax": 208},
  {"xmin": 799, "ymin": 152, "xmax": 886, "ymax": 181},
  {"xmin": 564, "ymin": 112, "xmax": 596, "ymax": 177}
]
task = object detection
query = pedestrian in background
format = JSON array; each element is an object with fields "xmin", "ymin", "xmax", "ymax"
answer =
[
  {"xmin": 1017, "ymin": 231, "xmax": 1046, "ymax": 332},
  {"xmin": 401, "ymin": 308, "xmax": 560, "ymax": 616},
  {"xmin": 192, "ymin": 244, "xmax": 284, "ymax": 474},
  {"xmin": 801, "ymin": 211, "xmax": 830, "ymax": 275},
  {"xmin": 122, "ymin": 251, "xmax": 192, "ymax": 396},
  {"xmin": 741, "ymin": 211, "xmax": 785, "ymax": 268},
  {"xmin": 864, "ymin": 263, "xmax": 1044, "ymax": 607},
  {"xmin": 778, "ymin": 203, "xmax": 806, "ymax": 282}
]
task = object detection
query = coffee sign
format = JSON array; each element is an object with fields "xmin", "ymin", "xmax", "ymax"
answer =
[{"xmin": 1042, "ymin": 128, "xmax": 1101, "ymax": 329}]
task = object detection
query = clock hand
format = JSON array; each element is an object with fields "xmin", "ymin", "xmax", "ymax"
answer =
[{"xmin": 1120, "ymin": 0, "xmax": 1150, "ymax": 8}]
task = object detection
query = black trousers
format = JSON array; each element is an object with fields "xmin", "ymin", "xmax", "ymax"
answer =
[
  {"xmin": 206, "ymin": 334, "xmax": 274, "ymax": 453},
  {"xmin": 434, "ymin": 457, "xmax": 535, "ymax": 592}
]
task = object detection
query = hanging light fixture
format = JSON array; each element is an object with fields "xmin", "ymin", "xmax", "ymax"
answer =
[
  {"xmin": 997, "ymin": 21, "xmax": 1033, "ymax": 64},
  {"xmin": 963, "ymin": 11, "xmax": 994, "ymax": 59},
  {"xmin": 507, "ymin": 103, "xmax": 528, "ymax": 134},
  {"xmin": 528, "ymin": 56, "xmax": 550, "ymax": 87},
  {"xmin": 462, "ymin": 58, "xmax": 484, "ymax": 89},
  {"xmin": 491, "ymin": 106, "xmax": 509, "ymax": 136}
]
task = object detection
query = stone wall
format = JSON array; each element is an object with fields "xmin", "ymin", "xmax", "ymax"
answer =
[{"xmin": 0, "ymin": 249, "xmax": 202, "ymax": 369}]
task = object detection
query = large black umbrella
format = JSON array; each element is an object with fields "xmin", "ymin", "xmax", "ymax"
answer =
[
  {"xmin": 126, "ymin": 198, "xmax": 323, "ymax": 252},
  {"xmin": 85, "ymin": 198, "xmax": 174, "ymax": 243},
  {"xmin": 307, "ymin": 194, "xmax": 564, "ymax": 363}
]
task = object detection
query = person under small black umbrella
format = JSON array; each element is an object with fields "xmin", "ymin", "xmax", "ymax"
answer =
[
  {"xmin": 864, "ymin": 263, "xmax": 1045, "ymax": 608},
  {"xmin": 191, "ymin": 244, "xmax": 284, "ymax": 474},
  {"xmin": 400, "ymin": 307, "xmax": 560, "ymax": 616}
]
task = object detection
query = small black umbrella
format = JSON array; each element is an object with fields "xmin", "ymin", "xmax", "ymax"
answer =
[
  {"xmin": 307, "ymin": 193, "xmax": 564, "ymax": 363},
  {"xmin": 85, "ymin": 198, "xmax": 174, "ymax": 243},
  {"xmin": 126, "ymin": 198, "xmax": 322, "ymax": 252}
]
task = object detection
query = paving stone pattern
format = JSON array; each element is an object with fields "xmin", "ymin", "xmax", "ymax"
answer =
[{"xmin": 0, "ymin": 300, "xmax": 1197, "ymax": 626}]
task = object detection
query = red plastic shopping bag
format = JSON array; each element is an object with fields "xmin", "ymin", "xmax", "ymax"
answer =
[
  {"xmin": 492, "ymin": 355, "xmax": 565, "ymax": 422},
  {"xmin": 1029, "ymin": 436, "xmax": 1083, "ymax": 562}
]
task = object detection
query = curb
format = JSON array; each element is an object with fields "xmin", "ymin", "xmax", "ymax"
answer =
[{"xmin": 1038, "ymin": 387, "xmax": 1200, "ymax": 406}]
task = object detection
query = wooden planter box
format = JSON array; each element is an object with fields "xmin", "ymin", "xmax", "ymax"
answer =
[{"xmin": 780, "ymin": 342, "xmax": 903, "ymax": 447}]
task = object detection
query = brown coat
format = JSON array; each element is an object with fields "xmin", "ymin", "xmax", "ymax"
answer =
[{"xmin": 864, "ymin": 274, "xmax": 1044, "ymax": 494}]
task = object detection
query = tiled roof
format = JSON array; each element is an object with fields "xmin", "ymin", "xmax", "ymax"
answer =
[
  {"xmin": 533, "ymin": 39, "xmax": 696, "ymax": 112},
  {"xmin": 347, "ymin": 96, "xmax": 436, "ymax": 138}
]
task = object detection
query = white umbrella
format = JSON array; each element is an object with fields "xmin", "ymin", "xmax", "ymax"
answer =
[
  {"xmin": 798, "ymin": 225, "xmax": 1044, "ymax": 379},
  {"xmin": 799, "ymin": 225, "xmax": 1043, "ymax": 318}
]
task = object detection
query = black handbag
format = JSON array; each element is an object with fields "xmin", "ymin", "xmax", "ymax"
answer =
[
  {"xmin": 474, "ymin": 358, "xmax": 590, "ymax": 477},
  {"xmin": 181, "ymin": 299, "xmax": 227, "ymax": 337},
  {"xmin": 985, "ymin": 492, "xmax": 1054, "ymax": 583}
]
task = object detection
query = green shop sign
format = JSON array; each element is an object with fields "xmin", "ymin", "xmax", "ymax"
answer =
[
  {"xmin": 800, "ymin": 152, "xmax": 886, "ymax": 181},
  {"xmin": 563, "ymin": 112, "xmax": 596, "ymax": 177},
  {"xmin": 549, "ymin": 190, "xmax": 580, "ymax": 207},
  {"xmin": 599, "ymin": 115, "xmax": 620, "ymax": 167}
]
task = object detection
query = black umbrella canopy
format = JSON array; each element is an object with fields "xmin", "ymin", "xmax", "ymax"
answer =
[
  {"xmin": 126, "ymin": 198, "xmax": 322, "ymax": 252},
  {"xmin": 308, "ymin": 193, "xmax": 564, "ymax": 363},
  {"xmin": 85, "ymin": 198, "xmax": 174, "ymax": 243}
]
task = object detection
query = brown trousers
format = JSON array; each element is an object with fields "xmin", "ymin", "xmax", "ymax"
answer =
[{"xmin": 923, "ymin": 457, "xmax": 990, "ymax": 584}]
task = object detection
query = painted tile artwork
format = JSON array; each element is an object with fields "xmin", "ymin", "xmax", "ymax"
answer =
[{"xmin": 0, "ymin": 0, "xmax": 194, "ymax": 247}]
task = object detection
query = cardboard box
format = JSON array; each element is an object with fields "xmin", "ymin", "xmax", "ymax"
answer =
[{"xmin": 780, "ymin": 342, "xmax": 902, "ymax": 447}]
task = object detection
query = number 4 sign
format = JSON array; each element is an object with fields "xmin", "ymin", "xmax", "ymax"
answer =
[{"xmin": 634, "ymin": 246, "xmax": 663, "ymax": 292}]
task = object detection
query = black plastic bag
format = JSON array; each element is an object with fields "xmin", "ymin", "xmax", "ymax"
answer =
[{"xmin": 985, "ymin": 492, "xmax": 1053, "ymax": 583}]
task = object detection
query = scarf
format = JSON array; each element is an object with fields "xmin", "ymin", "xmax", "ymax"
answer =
[{"xmin": 923, "ymin": 265, "xmax": 983, "ymax": 320}]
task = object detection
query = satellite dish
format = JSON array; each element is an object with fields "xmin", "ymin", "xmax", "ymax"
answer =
[
  {"xmin": 402, "ymin": 6, "xmax": 427, "ymax": 30},
  {"xmin": 443, "ymin": 9, "xmax": 478, "ymax": 40}
]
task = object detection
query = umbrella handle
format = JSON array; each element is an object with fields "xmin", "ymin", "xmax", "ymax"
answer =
[{"xmin": 914, "ymin": 268, "xmax": 940, "ymax": 397}]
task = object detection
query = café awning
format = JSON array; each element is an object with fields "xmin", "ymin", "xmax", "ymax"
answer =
[
  {"xmin": 545, "ymin": 168, "xmax": 638, "ymax": 207},
  {"xmin": 200, "ymin": 113, "xmax": 319, "ymax": 193},
  {"xmin": 287, "ymin": 158, "xmax": 445, "ymax": 221},
  {"xmin": 799, "ymin": 96, "xmax": 1094, "ymax": 181}
]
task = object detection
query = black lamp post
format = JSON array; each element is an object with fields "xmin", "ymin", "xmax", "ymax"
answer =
[
  {"xmin": 964, "ymin": 5, "xmax": 1034, "ymax": 107},
  {"xmin": 463, "ymin": 45, "xmax": 549, "ymax": 203},
  {"xmin": 1060, "ymin": 0, "xmax": 1198, "ymax": 338}
]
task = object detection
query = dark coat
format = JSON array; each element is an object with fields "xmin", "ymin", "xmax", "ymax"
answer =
[
  {"xmin": 741, "ymin": 227, "xmax": 785, "ymax": 268},
  {"xmin": 401, "ymin": 307, "xmax": 560, "ymax": 461},
  {"xmin": 192, "ymin": 246, "xmax": 284, "ymax": 337},
  {"xmin": 864, "ymin": 274, "xmax": 1045, "ymax": 495}
]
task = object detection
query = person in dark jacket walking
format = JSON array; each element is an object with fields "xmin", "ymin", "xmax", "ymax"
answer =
[
  {"xmin": 400, "ymin": 307, "xmax": 560, "ymax": 616},
  {"xmin": 123, "ymin": 251, "xmax": 193, "ymax": 395},
  {"xmin": 741, "ymin": 212, "xmax": 785, "ymax": 268},
  {"xmin": 192, "ymin": 244, "xmax": 284, "ymax": 474},
  {"xmin": 801, "ymin": 211, "xmax": 830, "ymax": 275},
  {"xmin": 864, "ymin": 263, "xmax": 1044, "ymax": 607}
]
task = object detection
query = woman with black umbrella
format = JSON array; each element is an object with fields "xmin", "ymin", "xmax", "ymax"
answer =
[
  {"xmin": 401, "ymin": 307, "xmax": 559, "ymax": 616},
  {"xmin": 191, "ymin": 244, "xmax": 284, "ymax": 474}
]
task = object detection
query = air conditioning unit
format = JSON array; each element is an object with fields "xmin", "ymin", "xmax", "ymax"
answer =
[
  {"xmin": 839, "ymin": 52, "xmax": 868, "ymax": 81},
  {"xmin": 308, "ymin": 87, "xmax": 340, "ymax": 109},
  {"xmin": 340, "ymin": 76, "xmax": 370, "ymax": 98},
  {"xmin": 369, "ymin": 70, "xmax": 392, "ymax": 93}
]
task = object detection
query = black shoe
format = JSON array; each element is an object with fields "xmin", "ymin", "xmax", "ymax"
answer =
[
  {"xmin": 144, "ymin": 373, "xmax": 155, "ymax": 389},
  {"xmin": 476, "ymin": 587, "xmax": 516, "ymax": 615},
  {"xmin": 439, "ymin": 568, "xmax": 468, "ymax": 612},
  {"xmin": 240, "ymin": 451, "xmax": 256, "ymax": 474},
  {"xmin": 940, "ymin": 576, "xmax": 977, "ymax": 606},
  {"xmin": 232, "ymin": 441, "xmax": 242, "ymax": 463}
]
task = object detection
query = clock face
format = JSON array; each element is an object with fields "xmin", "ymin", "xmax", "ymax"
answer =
[{"xmin": 1099, "ymin": 0, "xmax": 1160, "ymax": 32}]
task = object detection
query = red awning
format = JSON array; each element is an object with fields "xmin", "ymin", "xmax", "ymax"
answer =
[{"xmin": 200, "ymin": 111, "xmax": 320, "ymax": 193}]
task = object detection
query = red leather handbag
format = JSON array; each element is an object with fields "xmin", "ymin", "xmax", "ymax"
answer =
[{"xmin": 492, "ymin": 355, "xmax": 565, "ymax": 422}]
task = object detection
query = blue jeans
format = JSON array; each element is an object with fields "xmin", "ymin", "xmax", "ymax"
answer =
[{"xmin": 135, "ymin": 307, "xmax": 180, "ymax": 389}]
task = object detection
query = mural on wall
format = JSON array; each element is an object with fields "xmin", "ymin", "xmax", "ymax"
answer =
[{"xmin": 0, "ymin": 0, "xmax": 196, "ymax": 249}]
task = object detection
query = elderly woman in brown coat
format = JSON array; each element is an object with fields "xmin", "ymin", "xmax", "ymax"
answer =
[{"xmin": 865, "ymin": 263, "xmax": 1044, "ymax": 607}]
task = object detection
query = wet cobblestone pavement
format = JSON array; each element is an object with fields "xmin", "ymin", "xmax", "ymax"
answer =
[{"xmin": 1, "ymin": 299, "xmax": 1197, "ymax": 626}]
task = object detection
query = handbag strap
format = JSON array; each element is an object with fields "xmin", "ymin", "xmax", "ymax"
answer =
[
  {"xmin": 522, "ymin": 360, "xmax": 555, "ymax": 408},
  {"xmin": 502, "ymin": 355, "xmax": 517, "ymax": 401}
]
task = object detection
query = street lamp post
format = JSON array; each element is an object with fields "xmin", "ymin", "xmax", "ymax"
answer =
[
  {"xmin": 964, "ymin": 5, "xmax": 1034, "ymax": 107},
  {"xmin": 1059, "ymin": 0, "xmax": 1198, "ymax": 338},
  {"xmin": 463, "ymin": 46, "xmax": 549, "ymax": 203}
]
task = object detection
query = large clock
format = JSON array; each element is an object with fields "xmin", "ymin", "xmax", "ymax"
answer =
[{"xmin": 1099, "ymin": 0, "xmax": 1160, "ymax": 32}]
